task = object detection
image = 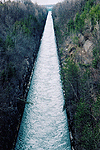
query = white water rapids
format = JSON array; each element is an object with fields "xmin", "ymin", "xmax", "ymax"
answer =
[{"xmin": 15, "ymin": 11, "xmax": 71, "ymax": 150}]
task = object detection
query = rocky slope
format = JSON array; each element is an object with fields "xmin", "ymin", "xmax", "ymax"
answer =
[
  {"xmin": 0, "ymin": 1, "xmax": 47, "ymax": 149},
  {"xmin": 52, "ymin": 0, "xmax": 100, "ymax": 149}
]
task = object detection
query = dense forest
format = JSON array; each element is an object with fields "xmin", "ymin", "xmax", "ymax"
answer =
[
  {"xmin": 0, "ymin": 1, "xmax": 47, "ymax": 149},
  {"xmin": 52, "ymin": 0, "xmax": 100, "ymax": 150}
]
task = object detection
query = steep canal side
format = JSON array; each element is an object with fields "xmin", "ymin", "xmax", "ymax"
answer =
[{"xmin": 15, "ymin": 11, "xmax": 71, "ymax": 150}]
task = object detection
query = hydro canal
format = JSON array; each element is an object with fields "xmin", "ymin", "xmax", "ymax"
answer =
[{"xmin": 15, "ymin": 11, "xmax": 71, "ymax": 150}]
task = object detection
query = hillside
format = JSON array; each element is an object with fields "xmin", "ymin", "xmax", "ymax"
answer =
[
  {"xmin": 0, "ymin": 1, "xmax": 47, "ymax": 149},
  {"xmin": 52, "ymin": 0, "xmax": 100, "ymax": 149}
]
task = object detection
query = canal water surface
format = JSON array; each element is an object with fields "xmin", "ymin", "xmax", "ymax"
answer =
[{"xmin": 15, "ymin": 11, "xmax": 71, "ymax": 150}]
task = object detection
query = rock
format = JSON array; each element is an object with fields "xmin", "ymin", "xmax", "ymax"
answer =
[
  {"xmin": 94, "ymin": 21, "xmax": 100, "ymax": 40},
  {"xmin": 78, "ymin": 33, "xmax": 85, "ymax": 46},
  {"xmin": 84, "ymin": 59, "xmax": 91, "ymax": 65},
  {"xmin": 94, "ymin": 21, "xmax": 99, "ymax": 31},
  {"xmin": 83, "ymin": 40, "xmax": 93, "ymax": 53}
]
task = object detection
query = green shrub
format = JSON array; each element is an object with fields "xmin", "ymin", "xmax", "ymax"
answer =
[
  {"xmin": 92, "ymin": 45, "xmax": 100, "ymax": 69},
  {"xmin": 67, "ymin": 19, "xmax": 75, "ymax": 33},
  {"xmin": 22, "ymin": 24, "xmax": 31, "ymax": 35},
  {"xmin": 60, "ymin": 48, "xmax": 63, "ymax": 56},
  {"xmin": 0, "ymin": 37, "xmax": 3, "ymax": 46},
  {"xmin": 75, "ymin": 97, "xmax": 100, "ymax": 149},
  {"xmin": 74, "ymin": 99, "xmax": 97, "ymax": 150},
  {"xmin": 0, "ymin": 69, "xmax": 7, "ymax": 82},
  {"xmin": 0, "ymin": 37, "xmax": 5, "ymax": 50},
  {"xmin": 89, "ymin": 4, "xmax": 100, "ymax": 22},
  {"xmin": 92, "ymin": 97, "xmax": 100, "ymax": 117},
  {"xmin": 62, "ymin": 58, "xmax": 79, "ymax": 102},
  {"xmin": 5, "ymin": 35, "xmax": 14, "ymax": 48},
  {"xmin": 92, "ymin": 58, "xmax": 98, "ymax": 69},
  {"xmin": 7, "ymin": 63, "xmax": 16, "ymax": 78},
  {"xmin": 54, "ymin": 25, "xmax": 62, "ymax": 44},
  {"xmin": 75, "ymin": 100, "xmax": 90, "ymax": 125},
  {"xmin": 13, "ymin": 15, "xmax": 40, "ymax": 36},
  {"xmin": 75, "ymin": 12, "xmax": 85, "ymax": 32},
  {"xmin": 80, "ymin": 11, "xmax": 87, "ymax": 20},
  {"xmin": 72, "ymin": 36, "xmax": 79, "ymax": 46},
  {"xmin": 84, "ymin": 0, "xmax": 94, "ymax": 13}
]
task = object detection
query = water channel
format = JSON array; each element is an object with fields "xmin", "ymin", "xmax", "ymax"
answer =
[{"xmin": 15, "ymin": 11, "xmax": 71, "ymax": 150}]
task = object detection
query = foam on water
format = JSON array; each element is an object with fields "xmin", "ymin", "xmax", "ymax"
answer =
[{"xmin": 15, "ymin": 11, "xmax": 71, "ymax": 150}]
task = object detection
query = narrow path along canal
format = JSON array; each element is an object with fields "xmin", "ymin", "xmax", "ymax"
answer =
[{"xmin": 15, "ymin": 11, "xmax": 71, "ymax": 150}]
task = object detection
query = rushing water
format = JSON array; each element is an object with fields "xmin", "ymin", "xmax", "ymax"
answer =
[{"xmin": 15, "ymin": 11, "xmax": 71, "ymax": 150}]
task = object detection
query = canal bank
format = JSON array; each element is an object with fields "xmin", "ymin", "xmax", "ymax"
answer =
[
  {"xmin": 15, "ymin": 11, "xmax": 71, "ymax": 150},
  {"xmin": 0, "ymin": 2, "xmax": 48, "ymax": 149},
  {"xmin": 12, "ymin": 12, "xmax": 48, "ymax": 150}
]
